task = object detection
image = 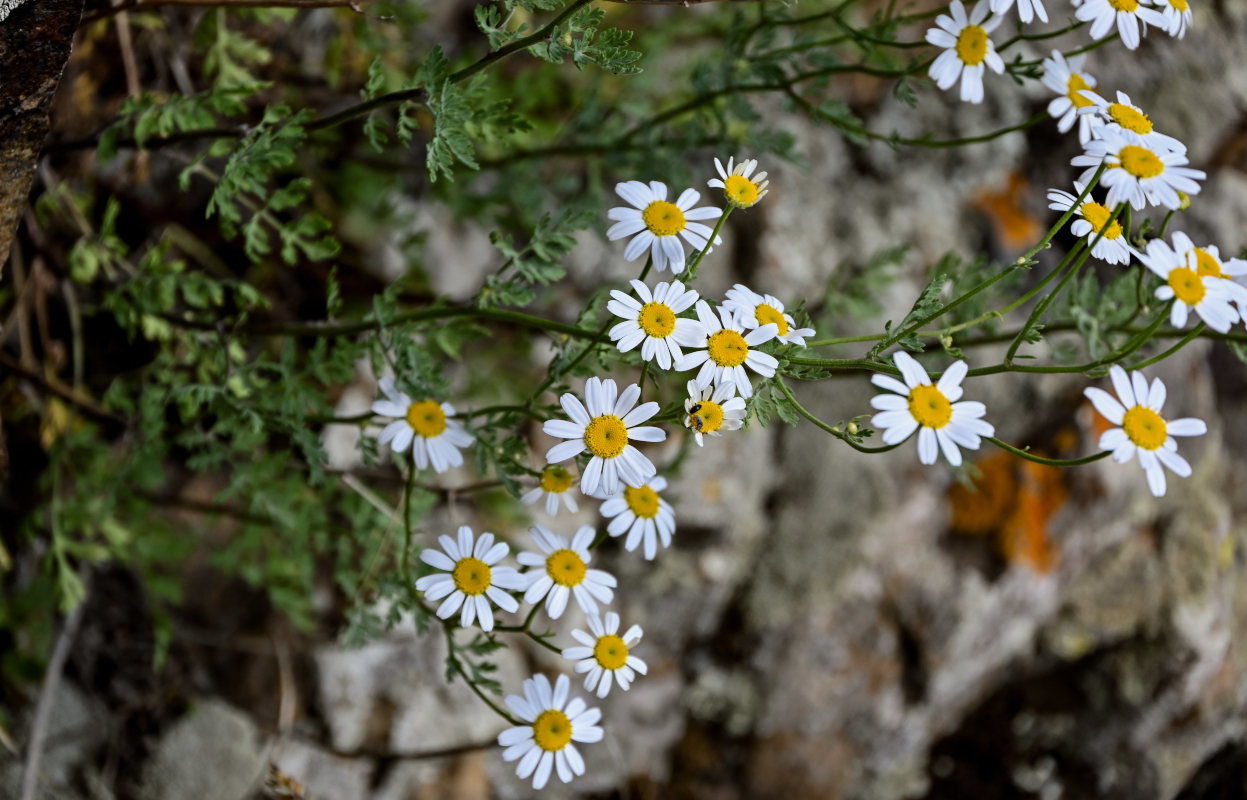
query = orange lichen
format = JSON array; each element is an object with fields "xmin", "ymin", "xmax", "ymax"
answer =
[
  {"xmin": 972, "ymin": 172, "xmax": 1043, "ymax": 251},
  {"xmin": 948, "ymin": 452, "xmax": 1017, "ymax": 536}
]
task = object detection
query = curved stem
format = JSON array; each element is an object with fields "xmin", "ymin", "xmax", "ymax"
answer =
[
  {"xmin": 775, "ymin": 377, "xmax": 901, "ymax": 453},
  {"xmin": 986, "ymin": 437, "xmax": 1111, "ymax": 467},
  {"xmin": 1127, "ymin": 321, "xmax": 1205, "ymax": 370}
]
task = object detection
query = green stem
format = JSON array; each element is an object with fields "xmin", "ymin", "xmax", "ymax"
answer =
[
  {"xmin": 684, "ymin": 206, "xmax": 732, "ymax": 281},
  {"xmin": 1127, "ymin": 321, "xmax": 1205, "ymax": 370},
  {"xmin": 775, "ymin": 377, "xmax": 901, "ymax": 453},
  {"xmin": 401, "ymin": 452, "xmax": 417, "ymax": 576},
  {"xmin": 986, "ymin": 437, "xmax": 1111, "ymax": 467}
]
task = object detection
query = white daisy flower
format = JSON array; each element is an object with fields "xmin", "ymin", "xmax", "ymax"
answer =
[
  {"xmin": 1155, "ymin": 0, "xmax": 1191, "ymax": 36},
  {"xmin": 599, "ymin": 476, "xmax": 676, "ymax": 560},
  {"xmin": 683, "ymin": 379, "xmax": 747, "ymax": 447},
  {"xmin": 522, "ymin": 465, "xmax": 580, "ymax": 517},
  {"xmin": 1169, "ymin": 234, "xmax": 1247, "ymax": 315},
  {"xmin": 607, "ymin": 181, "xmax": 723, "ymax": 274},
  {"xmin": 1077, "ymin": 90, "xmax": 1186, "ymax": 153},
  {"xmin": 1075, "ymin": 0, "xmax": 1167, "ymax": 49},
  {"xmin": 543, "ymin": 377, "xmax": 666, "ymax": 498},
  {"xmin": 1072, "ymin": 129, "xmax": 1205, "ymax": 211},
  {"xmin": 675, "ymin": 300, "xmax": 778, "ymax": 399},
  {"xmin": 870, "ymin": 351, "xmax": 995, "ymax": 467},
  {"xmin": 1046, "ymin": 182, "xmax": 1135, "ymax": 266},
  {"xmin": 518, "ymin": 525, "xmax": 616, "ymax": 620},
  {"xmin": 707, "ymin": 156, "xmax": 769, "ymax": 209},
  {"xmin": 925, "ymin": 0, "xmax": 1005, "ymax": 105},
  {"xmin": 1041, "ymin": 51, "xmax": 1099, "ymax": 145},
  {"xmin": 414, "ymin": 526, "xmax": 526, "ymax": 633},
  {"xmin": 562, "ymin": 613, "xmax": 648, "ymax": 699},
  {"xmin": 607, "ymin": 279, "xmax": 706, "ymax": 370},
  {"xmin": 1140, "ymin": 236, "xmax": 1239, "ymax": 332},
  {"xmin": 1084, "ymin": 365, "xmax": 1207, "ymax": 497},
  {"xmin": 991, "ymin": 0, "xmax": 1047, "ymax": 24},
  {"xmin": 498, "ymin": 673, "xmax": 603, "ymax": 790},
  {"xmin": 722, "ymin": 284, "xmax": 816, "ymax": 346},
  {"xmin": 372, "ymin": 377, "xmax": 474, "ymax": 473}
]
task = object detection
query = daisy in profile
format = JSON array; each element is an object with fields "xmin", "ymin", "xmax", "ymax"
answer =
[
  {"xmin": 543, "ymin": 377, "xmax": 665, "ymax": 497},
  {"xmin": 990, "ymin": 0, "xmax": 1046, "ymax": 24},
  {"xmin": 1072, "ymin": 129, "xmax": 1205, "ymax": 210},
  {"xmin": 707, "ymin": 157, "xmax": 769, "ymax": 209},
  {"xmin": 683, "ymin": 380, "xmax": 747, "ymax": 446},
  {"xmin": 1046, "ymin": 182, "xmax": 1135, "ymax": 266},
  {"xmin": 722, "ymin": 284, "xmax": 816, "ymax": 346},
  {"xmin": 372, "ymin": 377, "xmax": 474, "ymax": 473},
  {"xmin": 870, "ymin": 351, "xmax": 994, "ymax": 467},
  {"xmin": 1077, "ymin": 91, "xmax": 1185, "ymax": 153},
  {"xmin": 518, "ymin": 525, "xmax": 616, "ymax": 619},
  {"xmin": 607, "ymin": 279, "xmax": 706, "ymax": 370},
  {"xmin": 498, "ymin": 673, "xmax": 603, "ymax": 790},
  {"xmin": 1084, "ymin": 365, "xmax": 1207, "ymax": 497},
  {"xmin": 1041, "ymin": 51, "xmax": 1099, "ymax": 144},
  {"xmin": 1169, "ymin": 234, "xmax": 1247, "ymax": 314},
  {"xmin": 675, "ymin": 300, "xmax": 778, "ymax": 399},
  {"xmin": 607, "ymin": 181, "xmax": 723, "ymax": 274},
  {"xmin": 522, "ymin": 465, "xmax": 580, "ymax": 517},
  {"xmin": 925, "ymin": 0, "xmax": 1005, "ymax": 105},
  {"xmin": 1155, "ymin": 0, "xmax": 1192, "ymax": 37},
  {"xmin": 1075, "ymin": 0, "xmax": 1167, "ymax": 49},
  {"xmin": 600, "ymin": 476, "xmax": 676, "ymax": 560},
  {"xmin": 1140, "ymin": 236, "xmax": 1239, "ymax": 332},
  {"xmin": 414, "ymin": 526, "xmax": 525, "ymax": 632},
  {"xmin": 562, "ymin": 613, "xmax": 648, "ymax": 698}
]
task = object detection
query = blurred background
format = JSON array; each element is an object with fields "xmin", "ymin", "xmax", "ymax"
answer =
[{"xmin": 3, "ymin": 0, "xmax": 1247, "ymax": 797}]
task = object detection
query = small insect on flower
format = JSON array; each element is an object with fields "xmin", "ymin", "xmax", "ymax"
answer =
[
  {"xmin": 371, "ymin": 377, "xmax": 474, "ymax": 473},
  {"xmin": 1140, "ymin": 235, "xmax": 1240, "ymax": 333},
  {"xmin": 518, "ymin": 525, "xmax": 617, "ymax": 619},
  {"xmin": 1075, "ymin": 0, "xmax": 1167, "ymax": 49},
  {"xmin": 675, "ymin": 300, "xmax": 778, "ymax": 399},
  {"xmin": 683, "ymin": 379, "xmax": 747, "ymax": 446},
  {"xmin": 562, "ymin": 612, "xmax": 648, "ymax": 698},
  {"xmin": 1041, "ymin": 51, "xmax": 1099, "ymax": 145},
  {"xmin": 543, "ymin": 377, "xmax": 666, "ymax": 498},
  {"xmin": 414, "ymin": 526, "xmax": 526, "ymax": 632},
  {"xmin": 870, "ymin": 351, "xmax": 995, "ymax": 467},
  {"xmin": 607, "ymin": 181, "xmax": 723, "ymax": 274},
  {"xmin": 608, "ymin": 279, "xmax": 707, "ymax": 370},
  {"xmin": 1077, "ymin": 90, "xmax": 1185, "ymax": 153},
  {"xmin": 925, "ymin": 0, "xmax": 1005, "ymax": 105},
  {"xmin": 498, "ymin": 673, "xmax": 603, "ymax": 790},
  {"xmin": 522, "ymin": 464, "xmax": 580, "ymax": 517},
  {"xmin": 600, "ymin": 476, "xmax": 676, "ymax": 560},
  {"xmin": 1046, "ymin": 182, "xmax": 1135, "ymax": 266},
  {"xmin": 722, "ymin": 284, "xmax": 816, "ymax": 346},
  {"xmin": 707, "ymin": 157, "xmax": 770, "ymax": 209},
  {"xmin": 1072, "ymin": 129, "xmax": 1204, "ymax": 211},
  {"xmin": 1084, "ymin": 365, "xmax": 1207, "ymax": 497}
]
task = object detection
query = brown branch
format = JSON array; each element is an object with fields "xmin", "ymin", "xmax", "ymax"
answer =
[
  {"xmin": 81, "ymin": 0, "xmax": 366, "ymax": 24},
  {"xmin": 0, "ymin": 351, "xmax": 125, "ymax": 426}
]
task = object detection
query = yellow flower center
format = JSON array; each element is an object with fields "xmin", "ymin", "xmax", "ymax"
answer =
[
  {"xmin": 955, "ymin": 25, "xmax": 989, "ymax": 66},
  {"xmin": 908, "ymin": 384, "xmax": 953, "ymax": 429},
  {"xmin": 584, "ymin": 415, "xmax": 628, "ymax": 459},
  {"xmin": 1121, "ymin": 406, "xmax": 1167, "ymax": 450},
  {"xmin": 1194, "ymin": 248, "xmax": 1223, "ymax": 278},
  {"xmin": 1168, "ymin": 0, "xmax": 1187, "ymax": 10},
  {"xmin": 452, "ymin": 557, "xmax": 491, "ymax": 596},
  {"xmin": 1117, "ymin": 145, "xmax": 1164, "ymax": 179},
  {"xmin": 532, "ymin": 710, "xmax": 573, "ymax": 752},
  {"xmin": 546, "ymin": 548, "xmax": 587, "ymax": 587},
  {"xmin": 1108, "ymin": 103, "xmax": 1153, "ymax": 134},
  {"xmin": 1108, "ymin": 0, "xmax": 1138, "ymax": 11},
  {"xmin": 638, "ymin": 302, "xmax": 677, "ymax": 338},
  {"xmin": 707, "ymin": 329, "xmax": 749, "ymax": 367},
  {"xmin": 754, "ymin": 304, "xmax": 790, "ymax": 336},
  {"xmin": 687, "ymin": 400, "xmax": 724, "ymax": 434},
  {"xmin": 1079, "ymin": 201, "xmax": 1123, "ymax": 240},
  {"xmin": 642, "ymin": 201, "xmax": 687, "ymax": 237},
  {"xmin": 1168, "ymin": 266, "xmax": 1206, "ymax": 306},
  {"xmin": 593, "ymin": 634, "xmax": 630, "ymax": 670},
  {"xmin": 723, "ymin": 175, "xmax": 760, "ymax": 207},
  {"xmin": 539, "ymin": 465, "xmax": 575, "ymax": 494},
  {"xmin": 623, "ymin": 485, "xmax": 661, "ymax": 519},
  {"xmin": 406, "ymin": 401, "xmax": 447, "ymax": 437},
  {"xmin": 1067, "ymin": 74, "xmax": 1095, "ymax": 109}
]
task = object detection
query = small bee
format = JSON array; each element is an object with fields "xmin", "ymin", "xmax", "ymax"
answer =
[{"xmin": 686, "ymin": 403, "xmax": 705, "ymax": 432}]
